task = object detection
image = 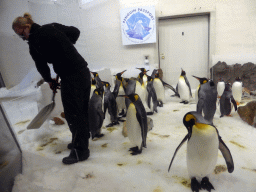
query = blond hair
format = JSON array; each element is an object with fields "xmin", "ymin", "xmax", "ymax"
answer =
[{"xmin": 12, "ymin": 12, "xmax": 34, "ymax": 30}]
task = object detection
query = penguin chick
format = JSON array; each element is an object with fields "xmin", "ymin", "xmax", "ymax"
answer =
[
  {"xmin": 102, "ymin": 81, "xmax": 119, "ymax": 127},
  {"xmin": 168, "ymin": 111, "xmax": 234, "ymax": 192},
  {"xmin": 220, "ymin": 83, "xmax": 237, "ymax": 117},
  {"xmin": 232, "ymin": 77, "xmax": 243, "ymax": 105},
  {"xmin": 177, "ymin": 68, "xmax": 192, "ymax": 104},
  {"xmin": 88, "ymin": 87, "xmax": 105, "ymax": 139},
  {"xmin": 192, "ymin": 75, "xmax": 209, "ymax": 104},
  {"xmin": 196, "ymin": 80, "xmax": 217, "ymax": 124},
  {"xmin": 118, "ymin": 93, "xmax": 148, "ymax": 155}
]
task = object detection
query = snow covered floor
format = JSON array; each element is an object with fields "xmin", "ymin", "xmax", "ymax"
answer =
[{"xmin": 10, "ymin": 89, "xmax": 256, "ymax": 192}]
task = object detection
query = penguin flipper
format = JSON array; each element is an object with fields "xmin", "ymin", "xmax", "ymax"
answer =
[
  {"xmin": 162, "ymin": 81, "xmax": 179, "ymax": 95},
  {"xmin": 136, "ymin": 103, "xmax": 147, "ymax": 148},
  {"xmin": 230, "ymin": 96, "xmax": 238, "ymax": 111},
  {"xmin": 218, "ymin": 136, "xmax": 234, "ymax": 173},
  {"xmin": 168, "ymin": 134, "xmax": 189, "ymax": 172}
]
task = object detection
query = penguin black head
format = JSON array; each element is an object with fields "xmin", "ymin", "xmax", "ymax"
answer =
[
  {"xmin": 102, "ymin": 81, "xmax": 110, "ymax": 88},
  {"xmin": 235, "ymin": 77, "xmax": 242, "ymax": 82},
  {"xmin": 155, "ymin": 73, "xmax": 159, "ymax": 78},
  {"xmin": 91, "ymin": 78, "xmax": 96, "ymax": 85},
  {"xmin": 181, "ymin": 68, "xmax": 186, "ymax": 76},
  {"xmin": 183, "ymin": 111, "xmax": 211, "ymax": 132},
  {"xmin": 192, "ymin": 75, "xmax": 208, "ymax": 85},
  {"xmin": 91, "ymin": 72, "xmax": 99, "ymax": 77},
  {"xmin": 147, "ymin": 76, "xmax": 153, "ymax": 82},
  {"xmin": 118, "ymin": 93, "xmax": 139, "ymax": 103},
  {"xmin": 94, "ymin": 87, "xmax": 104, "ymax": 97},
  {"xmin": 114, "ymin": 70, "xmax": 126, "ymax": 81}
]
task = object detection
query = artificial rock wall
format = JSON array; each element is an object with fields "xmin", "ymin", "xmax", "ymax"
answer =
[{"xmin": 210, "ymin": 62, "xmax": 256, "ymax": 91}]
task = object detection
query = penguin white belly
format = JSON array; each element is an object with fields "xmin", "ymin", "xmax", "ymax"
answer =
[
  {"xmin": 232, "ymin": 82, "xmax": 242, "ymax": 103},
  {"xmin": 90, "ymin": 85, "xmax": 96, "ymax": 99},
  {"xmin": 116, "ymin": 86, "xmax": 126, "ymax": 111},
  {"xmin": 217, "ymin": 82, "xmax": 225, "ymax": 97},
  {"xmin": 126, "ymin": 103, "xmax": 142, "ymax": 148},
  {"xmin": 178, "ymin": 78, "xmax": 190, "ymax": 101},
  {"xmin": 153, "ymin": 79, "xmax": 165, "ymax": 102},
  {"xmin": 187, "ymin": 125, "xmax": 218, "ymax": 179},
  {"xmin": 135, "ymin": 82, "xmax": 149, "ymax": 111}
]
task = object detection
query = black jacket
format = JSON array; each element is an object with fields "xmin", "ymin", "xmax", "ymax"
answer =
[{"xmin": 28, "ymin": 23, "xmax": 87, "ymax": 82}]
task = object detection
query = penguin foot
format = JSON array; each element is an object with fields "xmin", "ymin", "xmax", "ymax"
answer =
[
  {"xmin": 118, "ymin": 117, "xmax": 125, "ymax": 122},
  {"xmin": 201, "ymin": 177, "xmax": 215, "ymax": 192},
  {"xmin": 191, "ymin": 177, "xmax": 201, "ymax": 192},
  {"xmin": 119, "ymin": 109, "xmax": 126, "ymax": 117},
  {"xmin": 220, "ymin": 115, "xmax": 224, "ymax": 118},
  {"xmin": 157, "ymin": 101, "xmax": 163, "ymax": 107},
  {"xmin": 129, "ymin": 146, "xmax": 138, "ymax": 152},
  {"xmin": 94, "ymin": 133, "xmax": 104, "ymax": 138},
  {"xmin": 146, "ymin": 112, "xmax": 154, "ymax": 115},
  {"xmin": 106, "ymin": 123, "xmax": 114, "ymax": 127}
]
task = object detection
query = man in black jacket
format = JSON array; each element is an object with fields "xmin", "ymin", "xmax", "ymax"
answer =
[{"xmin": 12, "ymin": 13, "xmax": 91, "ymax": 165}]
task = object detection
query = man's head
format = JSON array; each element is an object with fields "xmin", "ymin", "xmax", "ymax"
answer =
[{"xmin": 12, "ymin": 13, "xmax": 34, "ymax": 41}]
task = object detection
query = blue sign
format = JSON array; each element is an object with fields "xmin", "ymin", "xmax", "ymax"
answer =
[{"xmin": 121, "ymin": 6, "xmax": 156, "ymax": 45}]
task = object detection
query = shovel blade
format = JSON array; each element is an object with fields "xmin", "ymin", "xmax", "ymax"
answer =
[{"xmin": 27, "ymin": 102, "xmax": 55, "ymax": 129}]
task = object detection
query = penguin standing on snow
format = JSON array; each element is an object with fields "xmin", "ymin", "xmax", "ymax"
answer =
[
  {"xmin": 146, "ymin": 76, "xmax": 158, "ymax": 115},
  {"xmin": 217, "ymin": 78, "xmax": 225, "ymax": 98},
  {"xmin": 232, "ymin": 77, "xmax": 243, "ymax": 105},
  {"xmin": 88, "ymin": 87, "xmax": 105, "ymax": 139},
  {"xmin": 102, "ymin": 81, "xmax": 118, "ymax": 127},
  {"xmin": 177, "ymin": 68, "xmax": 192, "ymax": 104},
  {"xmin": 113, "ymin": 70, "xmax": 127, "ymax": 116},
  {"xmin": 220, "ymin": 83, "xmax": 237, "ymax": 117},
  {"xmin": 119, "ymin": 93, "xmax": 148, "ymax": 155},
  {"xmin": 168, "ymin": 111, "xmax": 234, "ymax": 192},
  {"xmin": 192, "ymin": 75, "xmax": 209, "ymax": 104},
  {"xmin": 196, "ymin": 80, "xmax": 217, "ymax": 124}
]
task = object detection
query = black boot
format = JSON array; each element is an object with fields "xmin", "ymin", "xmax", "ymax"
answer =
[{"xmin": 62, "ymin": 148, "xmax": 90, "ymax": 165}]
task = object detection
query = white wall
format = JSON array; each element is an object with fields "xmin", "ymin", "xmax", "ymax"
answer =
[{"xmin": 0, "ymin": 0, "xmax": 256, "ymax": 87}]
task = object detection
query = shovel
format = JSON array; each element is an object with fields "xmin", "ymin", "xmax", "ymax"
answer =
[{"xmin": 27, "ymin": 75, "xmax": 60, "ymax": 129}]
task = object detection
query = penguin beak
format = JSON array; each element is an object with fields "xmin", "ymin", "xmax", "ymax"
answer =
[
  {"xmin": 118, "ymin": 95, "xmax": 129, "ymax": 98},
  {"xmin": 121, "ymin": 70, "xmax": 127, "ymax": 74},
  {"xmin": 192, "ymin": 75, "xmax": 200, "ymax": 80}
]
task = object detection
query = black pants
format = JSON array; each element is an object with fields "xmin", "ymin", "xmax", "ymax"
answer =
[{"xmin": 60, "ymin": 66, "xmax": 91, "ymax": 151}]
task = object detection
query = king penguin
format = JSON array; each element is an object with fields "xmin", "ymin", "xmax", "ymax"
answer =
[
  {"xmin": 136, "ymin": 67, "xmax": 148, "ymax": 85},
  {"xmin": 192, "ymin": 75, "xmax": 209, "ymax": 104},
  {"xmin": 88, "ymin": 87, "xmax": 105, "ymax": 139},
  {"xmin": 90, "ymin": 78, "xmax": 97, "ymax": 99},
  {"xmin": 102, "ymin": 81, "xmax": 119, "ymax": 127},
  {"xmin": 91, "ymin": 71, "xmax": 103, "ymax": 88},
  {"xmin": 146, "ymin": 76, "xmax": 158, "ymax": 115},
  {"xmin": 113, "ymin": 70, "xmax": 127, "ymax": 116},
  {"xmin": 168, "ymin": 111, "xmax": 234, "ymax": 192},
  {"xmin": 119, "ymin": 93, "xmax": 148, "ymax": 155},
  {"xmin": 196, "ymin": 80, "xmax": 217, "ymax": 124},
  {"xmin": 153, "ymin": 69, "xmax": 179, "ymax": 106},
  {"xmin": 220, "ymin": 83, "xmax": 237, "ymax": 117},
  {"xmin": 177, "ymin": 68, "xmax": 192, "ymax": 104},
  {"xmin": 232, "ymin": 77, "xmax": 243, "ymax": 105}
]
